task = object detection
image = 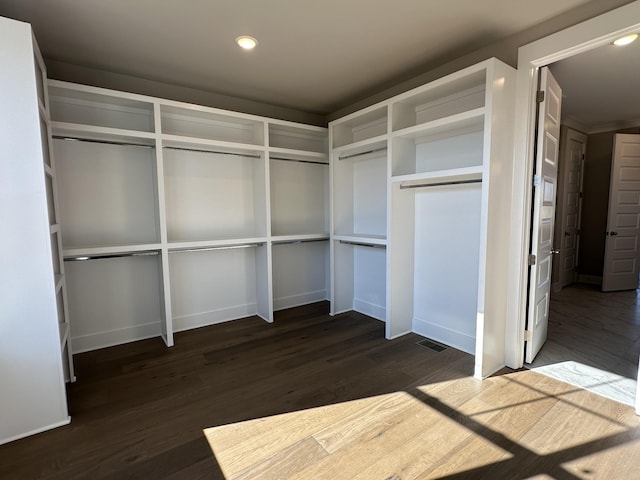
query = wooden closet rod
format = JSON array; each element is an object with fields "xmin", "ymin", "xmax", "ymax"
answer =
[
  {"xmin": 163, "ymin": 145, "xmax": 261, "ymax": 159},
  {"xmin": 338, "ymin": 147, "xmax": 387, "ymax": 161},
  {"xmin": 272, "ymin": 238, "xmax": 329, "ymax": 246},
  {"xmin": 169, "ymin": 243, "xmax": 263, "ymax": 254},
  {"xmin": 339, "ymin": 240, "xmax": 386, "ymax": 249},
  {"xmin": 52, "ymin": 136, "xmax": 154, "ymax": 149},
  {"xmin": 399, "ymin": 178, "xmax": 482, "ymax": 190},
  {"xmin": 270, "ymin": 156, "xmax": 328, "ymax": 166},
  {"xmin": 64, "ymin": 251, "xmax": 159, "ymax": 261}
]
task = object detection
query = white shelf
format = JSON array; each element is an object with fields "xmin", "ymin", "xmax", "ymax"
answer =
[
  {"xmin": 272, "ymin": 233, "xmax": 329, "ymax": 244},
  {"xmin": 391, "ymin": 166, "xmax": 483, "ymax": 186},
  {"xmin": 268, "ymin": 123, "xmax": 327, "ymax": 154},
  {"xmin": 269, "ymin": 146, "xmax": 328, "ymax": 162},
  {"xmin": 63, "ymin": 243, "xmax": 162, "ymax": 258},
  {"xmin": 333, "ymin": 233, "xmax": 387, "ymax": 246},
  {"xmin": 332, "ymin": 106, "xmax": 388, "ymax": 148},
  {"xmin": 51, "ymin": 121, "xmax": 156, "ymax": 145},
  {"xmin": 392, "ymin": 69, "xmax": 486, "ymax": 131},
  {"xmin": 167, "ymin": 237, "xmax": 267, "ymax": 252},
  {"xmin": 161, "ymin": 105, "xmax": 264, "ymax": 145},
  {"xmin": 49, "ymin": 82, "xmax": 155, "ymax": 132},
  {"xmin": 391, "ymin": 107, "xmax": 485, "ymax": 141},
  {"xmin": 162, "ymin": 134, "xmax": 265, "ymax": 156},
  {"xmin": 332, "ymin": 135, "xmax": 387, "ymax": 158}
]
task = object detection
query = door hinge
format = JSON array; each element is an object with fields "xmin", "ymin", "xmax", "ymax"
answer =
[
  {"xmin": 582, "ymin": 153, "xmax": 585, "ymax": 160},
  {"xmin": 532, "ymin": 174, "xmax": 541, "ymax": 187},
  {"xmin": 524, "ymin": 330, "xmax": 533, "ymax": 342},
  {"xmin": 536, "ymin": 91, "xmax": 545, "ymax": 103},
  {"xmin": 528, "ymin": 254, "xmax": 536, "ymax": 266},
  {"xmin": 579, "ymin": 192, "xmax": 583, "ymax": 198}
]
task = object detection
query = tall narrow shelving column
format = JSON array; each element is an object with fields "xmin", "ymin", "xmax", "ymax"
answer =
[
  {"xmin": 330, "ymin": 106, "xmax": 388, "ymax": 321},
  {"xmin": 268, "ymin": 122, "xmax": 329, "ymax": 311},
  {"xmin": 0, "ymin": 17, "xmax": 70, "ymax": 445}
]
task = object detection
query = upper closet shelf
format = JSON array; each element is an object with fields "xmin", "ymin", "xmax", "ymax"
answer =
[
  {"xmin": 391, "ymin": 165, "xmax": 483, "ymax": 187},
  {"xmin": 160, "ymin": 105, "xmax": 264, "ymax": 145},
  {"xmin": 63, "ymin": 242, "xmax": 162, "ymax": 259},
  {"xmin": 332, "ymin": 106, "xmax": 388, "ymax": 149},
  {"xmin": 49, "ymin": 81, "xmax": 155, "ymax": 132},
  {"xmin": 162, "ymin": 135, "xmax": 265, "ymax": 157},
  {"xmin": 51, "ymin": 121, "xmax": 156, "ymax": 146},
  {"xmin": 167, "ymin": 237, "xmax": 268, "ymax": 252},
  {"xmin": 268, "ymin": 123, "xmax": 327, "ymax": 154},
  {"xmin": 333, "ymin": 233, "xmax": 387, "ymax": 246},
  {"xmin": 333, "ymin": 136, "xmax": 387, "ymax": 160},
  {"xmin": 271, "ymin": 233, "xmax": 330, "ymax": 244},
  {"xmin": 269, "ymin": 147, "xmax": 328, "ymax": 163},
  {"xmin": 390, "ymin": 108, "xmax": 485, "ymax": 143}
]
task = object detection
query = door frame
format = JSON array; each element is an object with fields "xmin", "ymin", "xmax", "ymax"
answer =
[{"xmin": 506, "ymin": 1, "xmax": 640, "ymax": 369}]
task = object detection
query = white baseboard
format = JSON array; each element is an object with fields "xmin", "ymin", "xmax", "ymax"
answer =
[
  {"xmin": 72, "ymin": 322, "xmax": 161, "ymax": 353},
  {"xmin": 353, "ymin": 298, "xmax": 386, "ymax": 321},
  {"xmin": 173, "ymin": 303, "xmax": 257, "ymax": 332},
  {"xmin": 0, "ymin": 416, "xmax": 70, "ymax": 446},
  {"xmin": 413, "ymin": 316, "xmax": 475, "ymax": 354},
  {"xmin": 273, "ymin": 290, "xmax": 327, "ymax": 312}
]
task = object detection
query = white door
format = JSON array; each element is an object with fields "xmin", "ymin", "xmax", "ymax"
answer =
[
  {"xmin": 525, "ymin": 67, "xmax": 562, "ymax": 364},
  {"xmin": 559, "ymin": 129, "xmax": 586, "ymax": 288},
  {"xmin": 602, "ymin": 134, "xmax": 640, "ymax": 292}
]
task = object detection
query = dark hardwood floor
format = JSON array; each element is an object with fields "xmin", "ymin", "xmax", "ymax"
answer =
[
  {"xmin": 0, "ymin": 303, "xmax": 473, "ymax": 479},
  {"xmin": 2, "ymin": 302, "xmax": 639, "ymax": 479}
]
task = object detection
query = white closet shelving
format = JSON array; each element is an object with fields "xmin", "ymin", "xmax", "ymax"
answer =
[
  {"xmin": 1, "ymin": 17, "xmax": 70, "ymax": 444},
  {"xmin": 48, "ymin": 80, "xmax": 328, "ymax": 353},
  {"xmin": 330, "ymin": 58, "xmax": 516, "ymax": 378}
]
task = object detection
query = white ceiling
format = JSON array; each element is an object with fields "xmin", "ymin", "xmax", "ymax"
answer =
[
  {"xmin": 0, "ymin": 0, "xmax": 599, "ymax": 116},
  {"xmin": 551, "ymin": 38, "xmax": 640, "ymax": 133}
]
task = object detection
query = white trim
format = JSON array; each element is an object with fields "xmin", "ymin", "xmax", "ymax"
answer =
[
  {"xmin": 0, "ymin": 417, "xmax": 70, "ymax": 446},
  {"xmin": 507, "ymin": 1, "xmax": 640, "ymax": 369},
  {"xmin": 353, "ymin": 298, "xmax": 386, "ymax": 321},
  {"xmin": 273, "ymin": 290, "xmax": 328, "ymax": 311}
]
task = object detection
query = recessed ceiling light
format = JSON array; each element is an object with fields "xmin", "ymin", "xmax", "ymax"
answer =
[
  {"xmin": 236, "ymin": 36, "xmax": 258, "ymax": 50},
  {"xmin": 613, "ymin": 34, "xmax": 638, "ymax": 46}
]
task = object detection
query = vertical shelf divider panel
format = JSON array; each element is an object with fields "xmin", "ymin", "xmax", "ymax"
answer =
[{"xmin": 154, "ymin": 102, "xmax": 174, "ymax": 346}]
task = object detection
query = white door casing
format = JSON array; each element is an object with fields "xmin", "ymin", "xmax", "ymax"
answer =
[
  {"xmin": 525, "ymin": 67, "xmax": 562, "ymax": 364},
  {"xmin": 602, "ymin": 134, "xmax": 640, "ymax": 292},
  {"xmin": 559, "ymin": 129, "xmax": 586, "ymax": 288}
]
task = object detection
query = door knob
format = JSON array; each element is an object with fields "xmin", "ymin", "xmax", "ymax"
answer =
[
  {"xmin": 564, "ymin": 231, "xmax": 571, "ymax": 236},
  {"xmin": 551, "ymin": 249, "xmax": 560, "ymax": 254},
  {"xmin": 610, "ymin": 231, "xmax": 619, "ymax": 236}
]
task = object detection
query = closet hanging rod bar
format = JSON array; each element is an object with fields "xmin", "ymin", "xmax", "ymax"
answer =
[
  {"xmin": 338, "ymin": 146, "xmax": 387, "ymax": 161},
  {"xmin": 269, "ymin": 156, "xmax": 328, "ymax": 166},
  {"xmin": 163, "ymin": 145, "xmax": 261, "ymax": 159},
  {"xmin": 399, "ymin": 178, "xmax": 482, "ymax": 190},
  {"xmin": 52, "ymin": 135, "xmax": 154, "ymax": 149},
  {"xmin": 64, "ymin": 251, "xmax": 159, "ymax": 262},
  {"xmin": 339, "ymin": 240, "xmax": 386, "ymax": 249},
  {"xmin": 168, "ymin": 243, "xmax": 263, "ymax": 254},
  {"xmin": 272, "ymin": 238, "xmax": 329, "ymax": 246}
]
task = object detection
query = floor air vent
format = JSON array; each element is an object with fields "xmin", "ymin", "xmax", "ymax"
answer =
[{"xmin": 417, "ymin": 338, "xmax": 447, "ymax": 352}]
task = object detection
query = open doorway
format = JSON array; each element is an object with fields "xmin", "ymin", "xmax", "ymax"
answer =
[
  {"xmin": 525, "ymin": 41, "xmax": 640, "ymax": 406},
  {"xmin": 507, "ymin": 1, "xmax": 640, "ymax": 410}
]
